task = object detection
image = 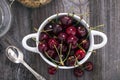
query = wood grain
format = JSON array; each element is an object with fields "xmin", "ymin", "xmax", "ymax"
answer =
[{"xmin": 0, "ymin": 0, "xmax": 120, "ymax": 80}]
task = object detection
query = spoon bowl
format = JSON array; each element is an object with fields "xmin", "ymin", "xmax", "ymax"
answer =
[{"xmin": 6, "ymin": 46, "xmax": 23, "ymax": 63}]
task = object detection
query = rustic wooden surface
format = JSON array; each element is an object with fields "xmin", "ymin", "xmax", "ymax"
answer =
[{"xmin": 0, "ymin": 0, "xmax": 120, "ymax": 80}]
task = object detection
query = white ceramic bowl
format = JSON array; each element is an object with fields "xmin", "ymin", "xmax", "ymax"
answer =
[{"xmin": 22, "ymin": 13, "xmax": 107, "ymax": 69}]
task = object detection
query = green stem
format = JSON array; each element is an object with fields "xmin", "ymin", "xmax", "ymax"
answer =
[
  {"xmin": 32, "ymin": 38, "xmax": 36, "ymax": 42},
  {"xmin": 48, "ymin": 19, "xmax": 55, "ymax": 24},
  {"xmin": 63, "ymin": 44, "xmax": 72, "ymax": 62},
  {"xmin": 54, "ymin": 45, "xmax": 64, "ymax": 65},
  {"xmin": 89, "ymin": 24, "xmax": 104, "ymax": 30},
  {"xmin": 42, "ymin": 29, "xmax": 53, "ymax": 32},
  {"xmin": 9, "ymin": 0, "xmax": 15, "ymax": 7},
  {"xmin": 34, "ymin": 27, "xmax": 38, "ymax": 32},
  {"xmin": 88, "ymin": 50, "xmax": 96, "ymax": 53},
  {"xmin": 55, "ymin": 13, "xmax": 59, "ymax": 23},
  {"xmin": 77, "ymin": 43, "xmax": 86, "ymax": 53},
  {"xmin": 74, "ymin": 56, "xmax": 78, "ymax": 66},
  {"xmin": 44, "ymin": 51, "xmax": 60, "ymax": 64}
]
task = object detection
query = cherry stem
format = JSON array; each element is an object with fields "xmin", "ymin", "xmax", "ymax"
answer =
[
  {"xmin": 34, "ymin": 27, "xmax": 38, "ymax": 32},
  {"xmin": 88, "ymin": 50, "xmax": 96, "ymax": 54},
  {"xmin": 74, "ymin": 20, "xmax": 81, "ymax": 26},
  {"xmin": 48, "ymin": 19, "xmax": 55, "ymax": 24},
  {"xmin": 44, "ymin": 51, "xmax": 60, "ymax": 64},
  {"xmin": 77, "ymin": 43, "xmax": 86, "ymax": 53},
  {"xmin": 54, "ymin": 45, "xmax": 64, "ymax": 66},
  {"xmin": 63, "ymin": 43, "xmax": 72, "ymax": 62},
  {"xmin": 9, "ymin": 0, "xmax": 15, "ymax": 7},
  {"xmin": 74, "ymin": 56, "xmax": 78, "ymax": 66},
  {"xmin": 32, "ymin": 38, "xmax": 36, "ymax": 42},
  {"xmin": 42, "ymin": 29, "xmax": 53, "ymax": 32},
  {"xmin": 32, "ymin": 38, "xmax": 40, "ymax": 43},
  {"xmin": 89, "ymin": 24, "xmax": 104, "ymax": 30},
  {"xmin": 55, "ymin": 13, "xmax": 59, "ymax": 23}
]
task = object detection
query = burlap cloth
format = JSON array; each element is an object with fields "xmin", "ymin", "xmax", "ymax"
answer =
[{"xmin": 17, "ymin": 0, "xmax": 52, "ymax": 8}]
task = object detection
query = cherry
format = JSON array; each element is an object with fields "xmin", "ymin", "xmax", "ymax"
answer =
[
  {"xmin": 75, "ymin": 49, "xmax": 86, "ymax": 60},
  {"xmin": 77, "ymin": 26, "xmax": 87, "ymax": 37},
  {"xmin": 74, "ymin": 68, "xmax": 84, "ymax": 77},
  {"xmin": 67, "ymin": 35, "xmax": 78, "ymax": 45},
  {"xmin": 84, "ymin": 61, "xmax": 93, "ymax": 71},
  {"xmin": 58, "ymin": 32, "xmax": 67, "ymax": 41},
  {"xmin": 67, "ymin": 35, "xmax": 78, "ymax": 49},
  {"xmin": 44, "ymin": 24, "xmax": 53, "ymax": 31},
  {"xmin": 38, "ymin": 43, "xmax": 48, "ymax": 52},
  {"xmin": 69, "ymin": 50, "xmax": 75, "ymax": 56},
  {"xmin": 71, "ymin": 44, "xmax": 77, "ymax": 49},
  {"xmin": 39, "ymin": 32, "xmax": 49, "ymax": 41},
  {"xmin": 60, "ymin": 16, "xmax": 72, "ymax": 26},
  {"xmin": 54, "ymin": 55, "xmax": 65, "ymax": 64},
  {"xmin": 53, "ymin": 24, "xmax": 62, "ymax": 34},
  {"xmin": 46, "ymin": 50, "xmax": 56, "ymax": 58},
  {"xmin": 80, "ymin": 39, "xmax": 90, "ymax": 50},
  {"xmin": 58, "ymin": 44, "xmax": 68, "ymax": 52},
  {"xmin": 48, "ymin": 38, "xmax": 58, "ymax": 49},
  {"xmin": 65, "ymin": 56, "xmax": 76, "ymax": 66},
  {"xmin": 66, "ymin": 26, "xmax": 76, "ymax": 35},
  {"xmin": 48, "ymin": 66, "xmax": 57, "ymax": 75}
]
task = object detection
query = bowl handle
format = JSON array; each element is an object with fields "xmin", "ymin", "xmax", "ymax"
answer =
[
  {"xmin": 91, "ymin": 30, "xmax": 107, "ymax": 50},
  {"xmin": 22, "ymin": 33, "xmax": 39, "ymax": 53}
]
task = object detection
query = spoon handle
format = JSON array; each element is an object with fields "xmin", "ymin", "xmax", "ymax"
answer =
[{"xmin": 21, "ymin": 61, "xmax": 46, "ymax": 80}]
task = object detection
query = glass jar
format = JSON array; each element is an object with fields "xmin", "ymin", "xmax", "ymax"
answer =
[{"xmin": 0, "ymin": 0, "xmax": 12, "ymax": 37}]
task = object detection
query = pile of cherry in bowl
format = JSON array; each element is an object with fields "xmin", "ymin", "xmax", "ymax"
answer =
[{"xmin": 38, "ymin": 15, "xmax": 90, "ymax": 67}]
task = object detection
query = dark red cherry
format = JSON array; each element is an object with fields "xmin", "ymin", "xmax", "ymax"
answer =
[
  {"xmin": 84, "ymin": 61, "xmax": 93, "ymax": 71},
  {"xmin": 48, "ymin": 66, "xmax": 57, "ymax": 75},
  {"xmin": 77, "ymin": 26, "xmax": 87, "ymax": 37},
  {"xmin": 74, "ymin": 68, "xmax": 84, "ymax": 77},
  {"xmin": 48, "ymin": 38, "xmax": 58, "ymax": 49},
  {"xmin": 60, "ymin": 16, "xmax": 72, "ymax": 26},
  {"xmin": 46, "ymin": 50, "xmax": 56, "ymax": 58},
  {"xmin": 66, "ymin": 26, "xmax": 76, "ymax": 35},
  {"xmin": 75, "ymin": 49, "xmax": 86, "ymax": 60},
  {"xmin": 39, "ymin": 32, "xmax": 49, "ymax": 41},
  {"xmin": 58, "ymin": 44, "xmax": 68, "ymax": 52},
  {"xmin": 80, "ymin": 39, "xmax": 90, "ymax": 50},
  {"xmin": 44, "ymin": 24, "xmax": 53, "ymax": 30},
  {"xmin": 67, "ymin": 35, "xmax": 78, "ymax": 45},
  {"xmin": 38, "ymin": 43, "xmax": 48, "ymax": 52},
  {"xmin": 69, "ymin": 50, "xmax": 75, "ymax": 56},
  {"xmin": 58, "ymin": 32, "xmax": 67, "ymax": 41},
  {"xmin": 62, "ymin": 45, "xmax": 67, "ymax": 52},
  {"xmin": 53, "ymin": 24, "xmax": 62, "ymax": 33},
  {"xmin": 65, "ymin": 56, "xmax": 76, "ymax": 66},
  {"xmin": 71, "ymin": 44, "xmax": 77, "ymax": 49}
]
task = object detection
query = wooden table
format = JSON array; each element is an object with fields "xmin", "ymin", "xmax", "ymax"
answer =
[{"xmin": 0, "ymin": 0, "xmax": 120, "ymax": 80}]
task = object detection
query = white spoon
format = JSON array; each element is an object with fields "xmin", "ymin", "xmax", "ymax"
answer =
[{"xmin": 6, "ymin": 46, "xmax": 46, "ymax": 80}]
